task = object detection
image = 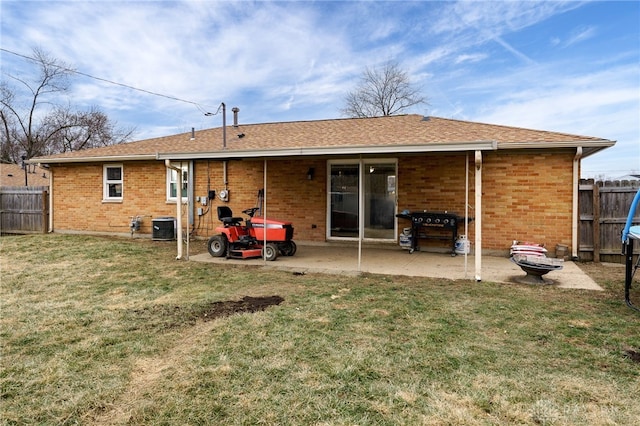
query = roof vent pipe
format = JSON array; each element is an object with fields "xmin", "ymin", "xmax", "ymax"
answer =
[
  {"xmin": 232, "ymin": 107, "xmax": 239, "ymax": 127},
  {"xmin": 190, "ymin": 127, "xmax": 195, "ymax": 140}
]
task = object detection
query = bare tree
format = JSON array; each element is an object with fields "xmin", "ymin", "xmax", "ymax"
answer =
[
  {"xmin": 341, "ymin": 61, "xmax": 428, "ymax": 118},
  {"xmin": 1, "ymin": 47, "xmax": 134, "ymax": 163}
]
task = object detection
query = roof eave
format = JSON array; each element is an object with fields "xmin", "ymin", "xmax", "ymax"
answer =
[
  {"xmin": 28, "ymin": 139, "xmax": 614, "ymax": 164},
  {"xmin": 156, "ymin": 141, "xmax": 499, "ymax": 160},
  {"xmin": 496, "ymin": 139, "xmax": 616, "ymax": 158},
  {"xmin": 29, "ymin": 154, "xmax": 157, "ymax": 165}
]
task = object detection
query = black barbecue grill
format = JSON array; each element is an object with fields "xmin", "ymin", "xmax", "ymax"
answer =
[{"xmin": 396, "ymin": 211, "xmax": 471, "ymax": 255}]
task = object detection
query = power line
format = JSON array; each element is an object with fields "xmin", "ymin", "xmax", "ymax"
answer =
[{"xmin": 1, "ymin": 47, "xmax": 218, "ymax": 114}]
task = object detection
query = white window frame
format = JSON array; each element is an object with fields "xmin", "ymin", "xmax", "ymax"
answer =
[
  {"xmin": 103, "ymin": 164, "xmax": 123, "ymax": 202},
  {"xmin": 166, "ymin": 162, "xmax": 188, "ymax": 203}
]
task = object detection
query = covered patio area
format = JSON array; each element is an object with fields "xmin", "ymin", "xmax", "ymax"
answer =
[{"xmin": 190, "ymin": 244, "xmax": 602, "ymax": 291}]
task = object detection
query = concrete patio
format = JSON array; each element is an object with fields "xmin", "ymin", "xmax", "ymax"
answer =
[{"xmin": 190, "ymin": 244, "xmax": 602, "ymax": 291}]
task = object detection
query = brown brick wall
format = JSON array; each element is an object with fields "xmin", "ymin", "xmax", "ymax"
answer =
[
  {"xmin": 50, "ymin": 151, "xmax": 575, "ymax": 253},
  {"xmin": 189, "ymin": 159, "xmax": 326, "ymax": 241},
  {"xmin": 397, "ymin": 153, "xmax": 473, "ymax": 251},
  {"xmin": 481, "ymin": 150, "xmax": 574, "ymax": 253},
  {"xmin": 53, "ymin": 161, "xmax": 181, "ymax": 235},
  {"xmin": 398, "ymin": 153, "xmax": 469, "ymax": 215}
]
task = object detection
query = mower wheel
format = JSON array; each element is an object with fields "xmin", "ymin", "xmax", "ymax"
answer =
[
  {"xmin": 262, "ymin": 243, "xmax": 279, "ymax": 261},
  {"xmin": 207, "ymin": 235, "xmax": 227, "ymax": 257},
  {"xmin": 279, "ymin": 241, "xmax": 297, "ymax": 256}
]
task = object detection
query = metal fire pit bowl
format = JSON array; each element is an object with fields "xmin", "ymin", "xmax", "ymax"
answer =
[{"xmin": 510, "ymin": 255, "xmax": 563, "ymax": 285}]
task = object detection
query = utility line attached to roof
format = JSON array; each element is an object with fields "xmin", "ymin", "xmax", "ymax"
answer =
[{"xmin": 1, "ymin": 47, "xmax": 216, "ymax": 115}]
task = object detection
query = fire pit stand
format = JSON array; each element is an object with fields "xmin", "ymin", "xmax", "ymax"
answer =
[{"xmin": 510, "ymin": 255, "xmax": 563, "ymax": 285}]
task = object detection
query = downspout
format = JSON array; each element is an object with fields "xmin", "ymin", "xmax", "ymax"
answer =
[
  {"xmin": 48, "ymin": 168, "xmax": 54, "ymax": 232},
  {"xmin": 165, "ymin": 159, "xmax": 183, "ymax": 260},
  {"xmin": 474, "ymin": 150, "xmax": 482, "ymax": 282},
  {"xmin": 186, "ymin": 160, "xmax": 194, "ymax": 260},
  {"xmin": 358, "ymin": 157, "xmax": 364, "ymax": 272},
  {"xmin": 572, "ymin": 147, "xmax": 583, "ymax": 260}
]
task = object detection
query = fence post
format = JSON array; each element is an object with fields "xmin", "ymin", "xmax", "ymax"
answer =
[
  {"xmin": 593, "ymin": 183, "xmax": 600, "ymax": 263},
  {"xmin": 41, "ymin": 189, "xmax": 48, "ymax": 233}
]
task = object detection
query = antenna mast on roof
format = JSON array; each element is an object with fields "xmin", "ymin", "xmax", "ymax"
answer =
[{"xmin": 204, "ymin": 102, "xmax": 226, "ymax": 150}]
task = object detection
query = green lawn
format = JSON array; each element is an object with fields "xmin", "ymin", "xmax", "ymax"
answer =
[{"xmin": 1, "ymin": 234, "xmax": 638, "ymax": 425}]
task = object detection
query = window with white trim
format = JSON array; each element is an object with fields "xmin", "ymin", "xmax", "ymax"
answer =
[
  {"xmin": 167, "ymin": 163, "xmax": 188, "ymax": 202},
  {"xmin": 103, "ymin": 164, "xmax": 123, "ymax": 201}
]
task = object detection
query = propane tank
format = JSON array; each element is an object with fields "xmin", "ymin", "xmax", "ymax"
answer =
[
  {"xmin": 399, "ymin": 227, "xmax": 412, "ymax": 250},
  {"xmin": 455, "ymin": 235, "xmax": 470, "ymax": 255}
]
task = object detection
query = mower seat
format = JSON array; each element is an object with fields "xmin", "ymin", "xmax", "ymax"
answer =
[{"xmin": 217, "ymin": 206, "xmax": 243, "ymax": 226}]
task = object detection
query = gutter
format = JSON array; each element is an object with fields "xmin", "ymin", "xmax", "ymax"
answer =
[
  {"xmin": 29, "ymin": 154, "xmax": 157, "ymax": 165},
  {"xmin": 28, "ymin": 142, "xmax": 499, "ymax": 165},
  {"xmin": 27, "ymin": 139, "xmax": 613, "ymax": 165},
  {"xmin": 156, "ymin": 141, "xmax": 499, "ymax": 161},
  {"xmin": 497, "ymin": 139, "xmax": 614, "ymax": 157}
]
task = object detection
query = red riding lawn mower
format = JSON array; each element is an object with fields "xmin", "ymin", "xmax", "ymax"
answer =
[{"xmin": 207, "ymin": 206, "xmax": 296, "ymax": 261}]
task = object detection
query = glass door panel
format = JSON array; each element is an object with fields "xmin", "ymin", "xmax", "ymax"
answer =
[
  {"xmin": 329, "ymin": 164, "xmax": 359, "ymax": 238},
  {"xmin": 364, "ymin": 162, "xmax": 396, "ymax": 239}
]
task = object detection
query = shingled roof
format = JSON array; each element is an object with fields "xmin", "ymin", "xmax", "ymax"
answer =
[
  {"xmin": 31, "ymin": 115, "xmax": 614, "ymax": 164},
  {"xmin": 0, "ymin": 163, "xmax": 49, "ymax": 187}
]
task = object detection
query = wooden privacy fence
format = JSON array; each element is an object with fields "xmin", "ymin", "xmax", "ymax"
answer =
[
  {"xmin": 0, "ymin": 186, "xmax": 49, "ymax": 234},
  {"xmin": 579, "ymin": 179, "xmax": 640, "ymax": 263}
]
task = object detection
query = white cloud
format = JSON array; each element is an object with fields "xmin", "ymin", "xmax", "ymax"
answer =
[
  {"xmin": 454, "ymin": 53, "xmax": 488, "ymax": 65},
  {"xmin": 429, "ymin": 1, "xmax": 581, "ymax": 37},
  {"xmin": 563, "ymin": 25, "xmax": 598, "ymax": 48}
]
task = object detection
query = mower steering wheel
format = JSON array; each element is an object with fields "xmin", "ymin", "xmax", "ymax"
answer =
[{"xmin": 243, "ymin": 207, "xmax": 259, "ymax": 217}]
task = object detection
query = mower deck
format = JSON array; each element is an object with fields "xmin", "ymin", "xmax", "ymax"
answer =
[{"xmin": 228, "ymin": 248, "xmax": 263, "ymax": 259}]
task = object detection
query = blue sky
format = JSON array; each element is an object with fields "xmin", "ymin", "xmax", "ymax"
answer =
[{"xmin": 1, "ymin": 0, "xmax": 638, "ymax": 178}]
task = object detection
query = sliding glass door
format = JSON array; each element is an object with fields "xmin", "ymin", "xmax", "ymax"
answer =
[
  {"xmin": 363, "ymin": 162, "xmax": 396, "ymax": 239},
  {"xmin": 328, "ymin": 160, "xmax": 397, "ymax": 240},
  {"xmin": 329, "ymin": 163, "xmax": 359, "ymax": 238}
]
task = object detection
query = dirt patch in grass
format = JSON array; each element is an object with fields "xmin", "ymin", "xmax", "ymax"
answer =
[
  {"xmin": 624, "ymin": 349, "xmax": 640, "ymax": 363},
  {"xmin": 129, "ymin": 295, "xmax": 284, "ymax": 330},
  {"xmin": 198, "ymin": 295, "xmax": 285, "ymax": 320}
]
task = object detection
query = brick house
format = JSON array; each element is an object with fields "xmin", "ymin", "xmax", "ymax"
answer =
[{"xmin": 31, "ymin": 114, "xmax": 613, "ymax": 277}]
